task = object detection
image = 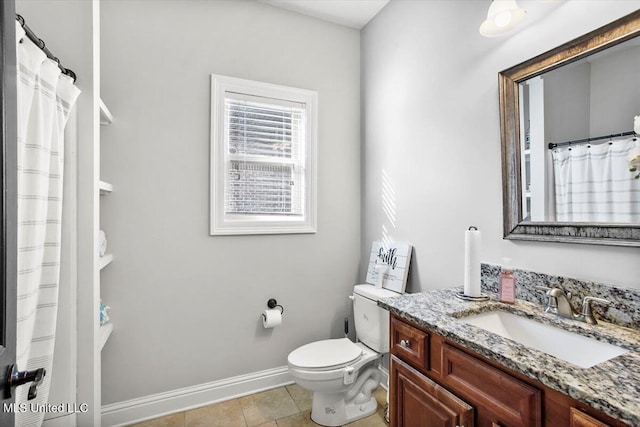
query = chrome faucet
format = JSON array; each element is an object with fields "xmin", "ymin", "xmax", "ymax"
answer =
[{"xmin": 535, "ymin": 286, "xmax": 611, "ymax": 325}]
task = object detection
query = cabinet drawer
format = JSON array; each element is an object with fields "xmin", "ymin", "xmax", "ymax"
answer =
[
  {"xmin": 570, "ymin": 408, "xmax": 610, "ymax": 427},
  {"xmin": 391, "ymin": 316, "xmax": 429, "ymax": 371},
  {"xmin": 441, "ymin": 343, "xmax": 542, "ymax": 427}
]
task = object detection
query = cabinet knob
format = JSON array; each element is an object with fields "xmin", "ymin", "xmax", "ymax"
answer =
[{"xmin": 400, "ymin": 339, "xmax": 411, "ymax": 348}]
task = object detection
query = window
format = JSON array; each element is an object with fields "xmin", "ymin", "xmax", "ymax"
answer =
[{"xmin": 210, "ymin": 75, "xmax": 317, "ymax": 235}]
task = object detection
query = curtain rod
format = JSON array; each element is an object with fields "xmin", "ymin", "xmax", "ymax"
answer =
[
  {"xmin": 16, "ymin": 14, "xmax": 77, "ymax": 82},
  {"xmin": 548, "ymin": 131, "xmax": 637, "ymax": 150}
]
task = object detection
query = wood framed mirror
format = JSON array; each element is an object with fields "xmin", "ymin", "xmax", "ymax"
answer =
[{"xmin": 499, "ymin": 10, "xmax": 640, "ymax": 247}]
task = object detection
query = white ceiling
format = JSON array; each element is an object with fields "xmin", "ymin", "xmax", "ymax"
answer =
[{"xmin": 260, "ymin": 0, "xmax": 391, "ymax": 30}]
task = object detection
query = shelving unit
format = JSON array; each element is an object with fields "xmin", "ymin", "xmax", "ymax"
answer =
[
  {"xmin": 98, "ymin": 101, "xmax": 113, "ymax": 351},
  {"xmin": 521, "ymin": 140, "xmax": 532, "ymax": 220},
  {"xmin": 520, "ymin": 81, "xmax": 535, "ymax": 222},
  {"xmin": 75, "ymin": 3, "xmax": 111, "ymax": 425},
  {"xmin": 522, "ymin": 76, "xmax": 548, "ymax": 222}
]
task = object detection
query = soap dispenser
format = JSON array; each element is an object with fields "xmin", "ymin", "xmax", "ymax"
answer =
[{"xmin": 499, "ymin": 258, "xmax": 516, "ymax": 304}]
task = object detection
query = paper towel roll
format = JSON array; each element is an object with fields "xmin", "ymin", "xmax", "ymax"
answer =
[
  {"xmin": 262, "ymin": 309, "xmax": 282, "ymax": 329},
  {"xmin": 463, "ymin": 227, "xmax": 481, "ymax": 297}
]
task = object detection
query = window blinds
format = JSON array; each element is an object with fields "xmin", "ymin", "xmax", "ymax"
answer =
[{"xmin": 224, "ymin": 92, "xmax": 306, "ymax": 216}]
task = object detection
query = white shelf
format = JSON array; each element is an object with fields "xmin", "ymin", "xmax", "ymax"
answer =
[
  {"xmin": 99, "ymin": 253, "xmax": 113, "ymax": 270},
  {"xmin": 99, "ymin": 99, "xmax": 113, "ymax": 125},
  {"xmin": 99, "ymin": 180, "xmax": 113, "ymax": 195},
  {"xmin": 99, "ymin": 323, "xmax": 113, "ymax": 350}
]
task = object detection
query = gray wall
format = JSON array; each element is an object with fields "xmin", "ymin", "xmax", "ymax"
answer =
[
  {"xmin": 543, "ymin": 61, "xmax": 591, "ymax": 144},
  {"xmin": 100, "ymin": 1, "xmax": 360, "ymax": 404},
  {"xmin": 541, "ymin": 43, "xmax": 640, "ymax": 141},
  {"xmin": 361, "ymin": 0, "xmax": 640, "ymax": 294},
  {"xmin": 590, "ymin": 45, "xmax": 640, "ymax": 136}
]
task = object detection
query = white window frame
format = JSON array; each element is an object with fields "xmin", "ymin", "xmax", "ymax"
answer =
[{"xmin": 210, "ymin": 74, "xmax": 317, "ymax": 235}]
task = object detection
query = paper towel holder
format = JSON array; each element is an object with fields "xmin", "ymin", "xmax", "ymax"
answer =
[
  {"xmin": 455, "ymin": 225, "xmax": 490, "ymax": 302},
  {"xmin": 455, "ymin": 291, "xmax": 489, "ymax": 302},
  {"xmin": 263, "ymin": 298, "xmax": 284, "ymax": 319}
]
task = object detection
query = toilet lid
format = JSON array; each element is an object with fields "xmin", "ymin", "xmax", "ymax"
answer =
[{"xmin": 288, "ymin": 338, "xmax": 363, "ymax": 369}]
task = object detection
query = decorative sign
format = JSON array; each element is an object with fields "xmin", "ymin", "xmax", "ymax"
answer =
[{"xmin": 365, "ymin": 241, "xmax": 412, "ymax": 293}]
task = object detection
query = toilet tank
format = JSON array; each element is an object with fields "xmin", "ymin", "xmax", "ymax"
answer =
[{"xmin": 353, "ymin": 284, "xmax": 400, "ymax": 353}]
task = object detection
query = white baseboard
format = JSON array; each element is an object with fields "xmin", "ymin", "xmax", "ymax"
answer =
[
  {"xmin": 101, "ymin": 366, "xmax": 293, "ymax": 427},
  {"xmin": 102, "ymin": 363, "xmax": 390, "ymax": 426}
]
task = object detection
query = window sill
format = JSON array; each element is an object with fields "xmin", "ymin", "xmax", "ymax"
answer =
[{"xmin": 210, "ymin": 223, "xmax": 316, "ymax": 236}]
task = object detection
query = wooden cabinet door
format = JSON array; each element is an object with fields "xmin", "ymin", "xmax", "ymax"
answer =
[
  {"xmin": 391, "ymin": 355, "xmax": 473, "ymax": 427},
  {"xmin": 570, "ymin": 408, "xmax": 610, "ymax": 427},
  {"xmin": 441, "ymin": 344, "xmax": 541, "ymax": 427}
]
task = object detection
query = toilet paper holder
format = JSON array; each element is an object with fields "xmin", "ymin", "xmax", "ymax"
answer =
[{"xmin": 263, "ymin": 298, "xmax": 284, "ymax": 319}]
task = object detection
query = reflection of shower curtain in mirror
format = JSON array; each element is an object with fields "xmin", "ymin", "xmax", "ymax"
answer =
[
  {"xmin": 552, "ymin": 138, "xmax": 640, "ymax": 223},
  {"xmin": 15, "ymin": 24, "xmax": 80, "ymax": 427}
]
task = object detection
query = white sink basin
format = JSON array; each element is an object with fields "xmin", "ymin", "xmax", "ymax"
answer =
[{"xmin": 463, "ymin": 311, "xmax": 628, "ymax": 368}]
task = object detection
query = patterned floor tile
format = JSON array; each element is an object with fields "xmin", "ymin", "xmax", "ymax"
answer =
[
  {"xmin": 239, "ymin": 387, "xmax": 299, "ymax": 426},
  {"xmin": 129, "ymin": 412, "xmax": 185, "ymax": 427},
  {"xmin": 185, "ymin": 398, "xmax": 246, "ymax": 427},
  {"xmin": 275, "ymin": 410, "xmax": 319, "ymax": 427},
  {"xmin": 286, "ymin": 383, "xmax": 313, "ymax": 412}
]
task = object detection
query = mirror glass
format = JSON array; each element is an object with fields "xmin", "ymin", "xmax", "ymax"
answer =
[{"xmin": 518, "ymin": 37, "xmax": 640, "ymax": 224}]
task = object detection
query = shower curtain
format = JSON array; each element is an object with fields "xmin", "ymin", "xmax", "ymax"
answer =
[
  {"xmin": 552, "ymin": 138, "xmax": 640, "ymax": 223},
  {"xmin": 15, "ymin": 23, "xmax": 80, "ymax": 427}
]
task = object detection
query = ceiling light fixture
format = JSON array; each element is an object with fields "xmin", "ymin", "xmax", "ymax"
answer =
[{"xmin": 479, "ymin": 0, "xmax": 527, "ymax": 37}]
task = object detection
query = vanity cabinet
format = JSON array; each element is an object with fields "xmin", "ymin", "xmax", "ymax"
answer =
[{"xmin": 389, "ymin": 314, "xmax": 626, "ymax": 427}]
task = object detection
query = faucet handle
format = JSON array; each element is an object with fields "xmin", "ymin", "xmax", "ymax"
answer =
[
  {"xmin": 580, "ymin": 296, "xmax": 611, "ymax": 324},
  {"xmin": 582, "ymin": 296, "xmax": 611, "ymax": 310},
  {"xmin": 534, "ymin": 285, "xmax": 551, "ymax": 293}
]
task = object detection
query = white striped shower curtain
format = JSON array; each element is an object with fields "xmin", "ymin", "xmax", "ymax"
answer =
[
  {"xmin": 15, "ymin": 23, "xmax": 80, "ymax": 427},
  {"xmin": 552, "ymin": 138, "xmax": 640, "ymax": 223}
]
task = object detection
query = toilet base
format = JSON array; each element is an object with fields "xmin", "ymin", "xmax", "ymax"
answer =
[{"xmin": 310, "ymin": 392, "xmax": 378, "ymax": 427}]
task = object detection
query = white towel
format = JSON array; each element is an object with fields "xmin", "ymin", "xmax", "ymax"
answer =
[{"xmin": 99, "ymin": 230, "xmax": 107, "ymax": 257}]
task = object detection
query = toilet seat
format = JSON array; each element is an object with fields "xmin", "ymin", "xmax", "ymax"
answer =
[
  {"xmin": 288, "ymin": 338, "xmax": 362, "ymax": 370},
  {"xmin": 288, "ymin": 341, "xmax": 381, "ymax": 383}
]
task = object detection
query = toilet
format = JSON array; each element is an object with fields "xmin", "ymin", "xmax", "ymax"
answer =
[{"xmin": 287, "ymin": 284, "xmax": 399, "ymax": 426}]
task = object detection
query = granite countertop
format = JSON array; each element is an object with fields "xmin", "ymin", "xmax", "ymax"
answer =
[{"xmin": 379, "ymin": 288, "xmax": 640, "ymax": 426}]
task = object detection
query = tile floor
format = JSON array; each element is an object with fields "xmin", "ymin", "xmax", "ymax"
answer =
[{"xmin": 129, "ymin": 384, "xmax": 388, "ymax": 427}]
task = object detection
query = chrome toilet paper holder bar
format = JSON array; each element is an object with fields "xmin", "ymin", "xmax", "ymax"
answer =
[{"xmin": 263, "ymin": 298, "xmax": 284, "ymax": 319}]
